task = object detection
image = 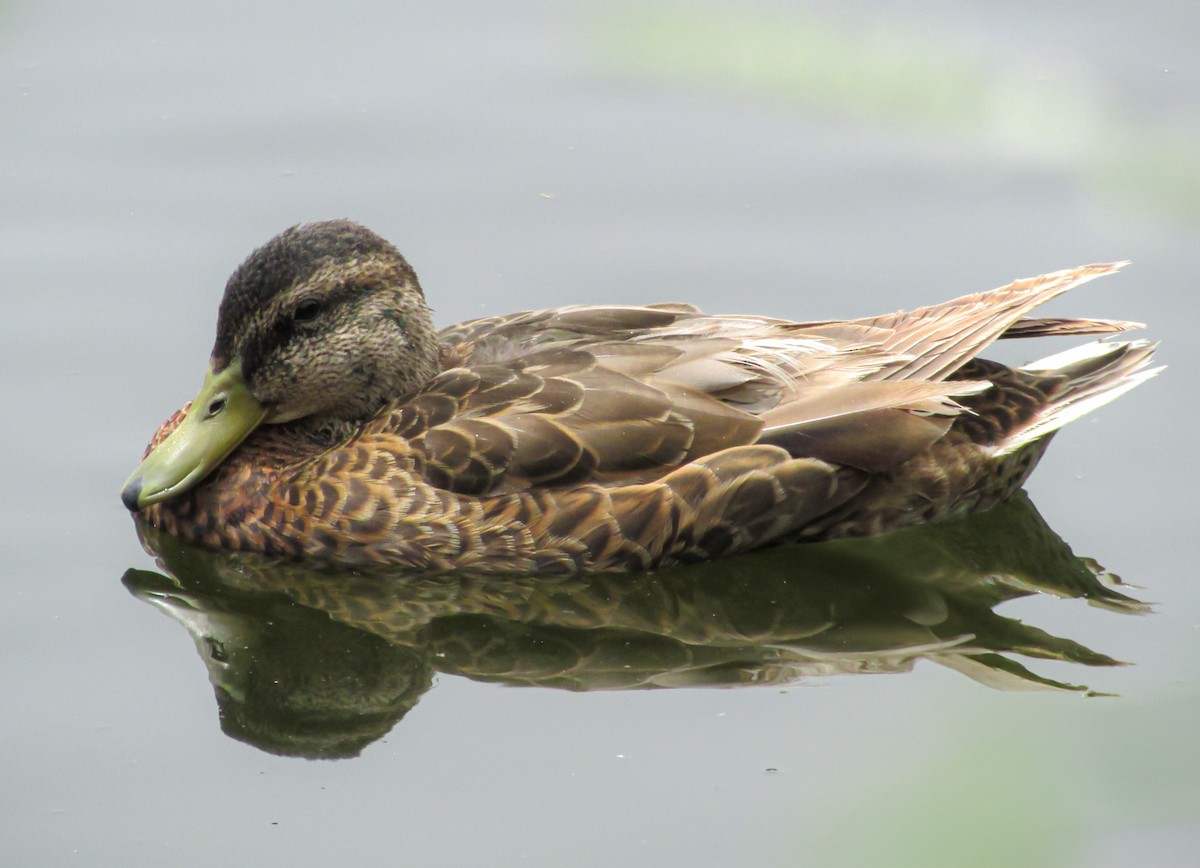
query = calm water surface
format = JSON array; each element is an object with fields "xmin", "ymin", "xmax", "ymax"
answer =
[{"xmin": 3, "ymin": 1, "xmax": 1197, "ymax": 866}]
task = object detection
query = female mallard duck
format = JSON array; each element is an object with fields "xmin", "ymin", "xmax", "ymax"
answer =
[{"xmin": 122, "ymin": 220, "xmax": 1158, "ymax": 573}]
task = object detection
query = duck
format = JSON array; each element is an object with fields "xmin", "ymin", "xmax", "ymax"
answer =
[{"xmin": 121, "ymin": 220, "xmax": 1159, "ymax": 573}]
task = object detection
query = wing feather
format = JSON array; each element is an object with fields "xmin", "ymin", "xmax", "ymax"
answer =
[{"xmin": 395, "ymin": 264, "xmax": 1133, "ymax": 494}]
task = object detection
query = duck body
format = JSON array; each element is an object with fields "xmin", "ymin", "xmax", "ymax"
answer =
[{"xmin": 124, "ymin": 221, "xmax": 1159, "ymax": 573}]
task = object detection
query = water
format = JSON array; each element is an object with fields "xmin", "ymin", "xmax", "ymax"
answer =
[{"xmin": 3, "ymin": 1, "xmax": 1197, "ymax": 865}]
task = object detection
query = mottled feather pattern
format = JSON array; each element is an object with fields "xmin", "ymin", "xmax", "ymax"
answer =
[{"xmin": 136, "ymin": 248, "xmax": 1159, "ymax": 573}]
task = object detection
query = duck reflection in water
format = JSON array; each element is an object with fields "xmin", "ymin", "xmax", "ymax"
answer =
[{"xmin": 123, "ymin": 492, "xmax": 1145, "ymax": 760}]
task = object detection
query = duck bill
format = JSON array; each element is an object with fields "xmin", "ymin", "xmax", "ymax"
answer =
[{"xmin": 121, "ymin": 360, "xmax": 267, "ymax": 511}]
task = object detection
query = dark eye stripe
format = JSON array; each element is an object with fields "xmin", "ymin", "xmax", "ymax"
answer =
[{"xmin": 244, "ymin": 283, "xmax": 375, "ymax": 377}]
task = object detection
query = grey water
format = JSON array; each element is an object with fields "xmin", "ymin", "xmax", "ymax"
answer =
[{"xmin": 3, "ymin": 1, "xmax": 1197, "ymax": 866}]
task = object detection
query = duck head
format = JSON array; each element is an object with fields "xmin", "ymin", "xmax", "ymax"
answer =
[{"xmin": 121, "ymin": 220, "xmax": 439, "ymax": 510}]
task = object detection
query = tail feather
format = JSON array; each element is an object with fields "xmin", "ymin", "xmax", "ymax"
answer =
[
  {"xmin": 1001, "ymin": 316, "xmax": 1145, "ymax": 339},
  {"xmin": 995, "ymin": 340, "xmax": 1162, "ymax": 455},
  {"xmin": 855, "ymin": 262, "xmax": 1128, "ymax": 383}
]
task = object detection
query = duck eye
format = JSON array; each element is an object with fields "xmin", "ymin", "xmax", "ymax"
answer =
[
  {"xmin": 205, "ymin": 637, "xmax": 229, "ymax": 663},
  {"xmin": 293, "ymin": 299, "xmax": 322, "ymax": 322}
]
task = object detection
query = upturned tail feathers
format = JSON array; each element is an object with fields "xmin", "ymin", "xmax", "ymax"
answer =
[{"xmin": 996, "ymin": 339, "xmax": 1162, "ymax": 454}]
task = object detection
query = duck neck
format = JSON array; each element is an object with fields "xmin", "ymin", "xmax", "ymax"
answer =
[{"xmin": 285, "ymin": 415, "xmax": 367, "ymax": 448}]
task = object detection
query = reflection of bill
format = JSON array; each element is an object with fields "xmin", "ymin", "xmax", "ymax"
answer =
[{"xmin": 122, "ymin": 492, "xmax": 1145, "ymax": 759}]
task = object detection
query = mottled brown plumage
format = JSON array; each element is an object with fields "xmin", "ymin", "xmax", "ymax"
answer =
[{"xmin": 125, "ymin": 220, "xmax": 1159, "ymax": 573}]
